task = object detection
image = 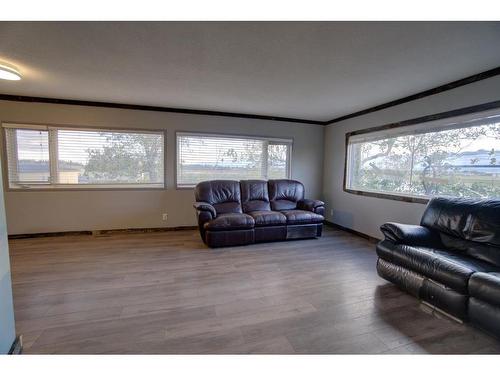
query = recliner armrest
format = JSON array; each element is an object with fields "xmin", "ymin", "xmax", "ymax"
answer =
[
  {"xmin": 380, "ymin": 222, "xmax": 441, "ymax": 247},
  {"xmin": 193, "ymin": 202, "xmax": 216, "ymax": 218},
  {"xmin": 297, "ymin": 199, "xmax": 325, "ymax": 212}
]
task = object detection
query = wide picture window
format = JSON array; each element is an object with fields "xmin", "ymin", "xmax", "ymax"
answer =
[
  {"xmin": 3, "ymin": 124, "xmax": 164, "ymax": 189},
  {"xmin": 176, "ymin": 133, "xmax": 292, "ymax": 187},
  {"xmin": 345, "ymin": 108, "xmax": 500, "ymax": 200}
]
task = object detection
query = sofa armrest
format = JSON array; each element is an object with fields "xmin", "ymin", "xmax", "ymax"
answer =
[
  {"xmin": 193, "ymin": 202, "xmax": 216, "ymax": 218},
  {"xmin": 380, "ymin": 222, "xmax": 441, "ymax": 247},
  {"xmin": 298, "ymin": 199, "xmax": 325, "ymax": 213}
]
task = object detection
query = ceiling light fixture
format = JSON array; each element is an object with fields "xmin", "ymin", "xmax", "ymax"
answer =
[{"xmin": 0, "ymin": 63, "xmax": 22, "ymax": 81}]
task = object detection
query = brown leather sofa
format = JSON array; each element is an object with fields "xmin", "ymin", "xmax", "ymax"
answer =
[
  {"xmin": 193, "ymin": 179, "xmax": 324, "ymax": 247},
  {"xmin": 376, "ymin": 197, "xmax": 500, "ymax": 338}
]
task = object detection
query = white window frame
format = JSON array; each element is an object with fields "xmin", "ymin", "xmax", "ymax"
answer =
[
  {"xmin": 344, "ymin": 105, "xmax": 500, "ymax": 203},
  {"xmin": 2, "ymin": 122, "xmax": 167, "ymax": 191},
  {"xmin": 175, "ymin": 131, "xmax": 293, "ymax": 188}
]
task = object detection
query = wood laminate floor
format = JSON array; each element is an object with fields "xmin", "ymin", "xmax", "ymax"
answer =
[{"xmin": 9, "ymin": 227, "xmax": 500, "ymax": 354}]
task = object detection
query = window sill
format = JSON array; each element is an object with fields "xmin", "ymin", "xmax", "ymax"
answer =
[
  {"xmin": 7, "ymin": 184, "xmax": 166, "ymax": 192},
  {"xmin": 343, "ymin": 188, "xmax": 430, "ymax": 204}
]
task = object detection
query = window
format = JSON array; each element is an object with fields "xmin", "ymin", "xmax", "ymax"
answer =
[
  {"xmin": 176, "ymin": 132, "xmax": 292, "ymax": 187},
  {"xmin": 345, "ymin": 108, "xmax": 500, "ymax": 201},
  {"xmin": 3, "ymin": 124, "xmax": 165, "ymax": 189}
]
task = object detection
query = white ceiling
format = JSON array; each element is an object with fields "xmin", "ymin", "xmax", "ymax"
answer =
[{"xmin": 0, "ymin": 22, "xmax": 499, "ymax": 122}]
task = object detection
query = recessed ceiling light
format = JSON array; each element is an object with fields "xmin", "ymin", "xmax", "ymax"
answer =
[{"xmin": 0, "ymin": 64, "xmax": 22, "ymax": 81}]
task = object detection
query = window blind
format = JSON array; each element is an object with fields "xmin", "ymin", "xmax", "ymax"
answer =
[
  {"xmin": 5, "ymin": 128, "xmax": 50, "ymax": 184},
  {"xmin": 176, "ymin": 133, "xmax": 292, "ymax": 187},
  {"xmin": 3, "ymin": 124, "xmax": 165, "ymax": 189},
  {"xmin": 345, "ymin": 107, "xmax": 500, "ymax": 200},
  {"xmin": 348, "ymin": 108, "xmax": 500, "ymax": 145}
]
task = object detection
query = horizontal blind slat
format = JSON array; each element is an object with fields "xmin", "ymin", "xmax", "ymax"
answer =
[
  {"xmin": 177, "ymin": 134, "xmax": 291, "ymax": 186},
  {"xmin": 4, "ymin": 125, "xmax": 165, "ymax": 188}
]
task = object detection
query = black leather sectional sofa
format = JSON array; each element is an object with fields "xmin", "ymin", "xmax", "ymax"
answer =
[
  {"xmin": 376, "ymin": 197, "xmax": 500, "ymax": 338},
  {"xmin": 193, "ymin": 179, "xmax": 324, "ymax": 247}
]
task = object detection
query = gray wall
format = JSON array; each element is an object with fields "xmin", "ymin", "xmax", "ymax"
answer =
[
  {"xmin": 0, "ymin": 100, "xmax": 325, "ymax": 235},
  {"xmin": 322, "ymin": 75, "xmax": 500, "ymax": 239},
  {"xmin": 4, "ymin": 76, "xmax": 500, "ymax": 239},
  {"xmin": 0, "ymin": 154, "xmax": 15, "ymax": 353}
]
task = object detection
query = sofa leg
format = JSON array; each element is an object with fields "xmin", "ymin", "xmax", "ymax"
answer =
[{"xmin": 420, "ymin": 301, "xmax": 464, "ymax": 324}]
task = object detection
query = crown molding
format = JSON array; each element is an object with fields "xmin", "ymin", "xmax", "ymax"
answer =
[
  {"xmin": 1, "ymin": 66, "xmax": 499, "ymax": 126},
  {"xmin": 325, "ymin": 65, "xmax": 500, "ymax": 125},
  {"xmin": 0, "ymin": 94, "xmax": 326, "ymax": 126}
]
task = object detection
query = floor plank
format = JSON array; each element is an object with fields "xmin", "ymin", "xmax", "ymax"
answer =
[{"xmin": 9, "ymin": 227, "xmax": 500, "ymax": 354}]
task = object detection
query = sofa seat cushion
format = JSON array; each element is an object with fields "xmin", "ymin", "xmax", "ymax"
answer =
[
  {"xmin": 280, "ymin": 209, "xmax": 324, "ymax": 225},
  {"xmin": 248, "ymin": 210, "xmax": 286, "ymax": 227},
  {"xmin": 469, "ymin": 272, "xmax": 500, "ymax": 307},
  {"xmin": 204, "ymin": 213, "xmax": 255, "ymax": 231},
  {"xmin": 377, "ymin": 240, "xmax": 498, "ymax": 293}
]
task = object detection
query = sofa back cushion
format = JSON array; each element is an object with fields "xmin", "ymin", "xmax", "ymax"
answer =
[
  {"xmin": 268, "ymin": 179, "xmax": 305, "ymax": 211},
  {"xmin": 421, "ymin": 197, "xmax": 500, "ymax": 265},
  {"xmin": 195, "ymin": 180, "xmax": 242, "ymax": 214},
  {"xmin": 240, "ymin": 180, "xmax": 271, "ymax": 213}
]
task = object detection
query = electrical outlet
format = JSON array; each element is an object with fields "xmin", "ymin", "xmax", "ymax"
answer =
[
  {"xmin": 162, "ymin": 213, "xmax": 168, "ymax": 221},
  {"xmin": 330, "ymin": 209, "xmax": 334, "ymax": 216}
]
